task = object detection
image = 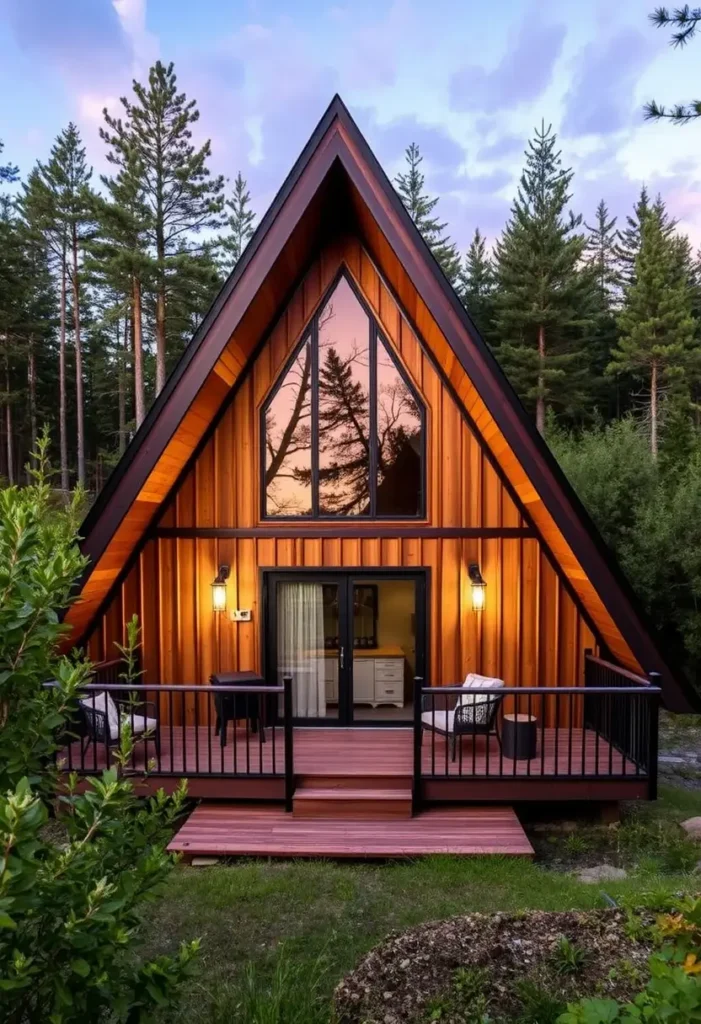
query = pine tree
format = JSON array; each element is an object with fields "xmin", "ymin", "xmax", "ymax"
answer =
[
  {"xmin": 395, "ymin": 143, "xmax": 461, "ymax": 284},
  {"xmin": 645, "ymin": 5, "xmax": 701, "ymax": 123},
  {"xmin": 91, "ymin": 131, "xmax": 151, "ymax": 428},
  {"xmin": 609, "ymin": 205, "xmax": 698, "ymax": 457},
  {"xmin": 23, "ymin": 125, "xmax": 96, "ymax": 486},
  {"xmin": 494, "ymin": 122, "xmax": 597, "ymax": 433},
  {"xmin": 615, "ymin": 188, "xmax": 675, "ymax": 288},
  {"xmin": 105, "ymin": 61, "xmax": 225, "ymax": 394},
  {"xmin": 584, "ymin": 200, "xmax": 620, "ymax": 412},
  {"xmin": 0, "ymin": 139, "xmax": 19, "ymax": 184},
  {"xmin": 459, "ymin": 228, "xmax": 495, "ymax": 340},
  {"xmin": 221, "ymin": 172, "xmax": 255, "ymax": 271}
]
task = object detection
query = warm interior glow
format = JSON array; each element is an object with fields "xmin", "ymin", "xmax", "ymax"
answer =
[
  {"xmin": 212, "ymin": 581, "xmax": 227, "ymax": 612},
  {"xmin": 471, "ymin": 583, "xmax": 486, "ymax": 612}
]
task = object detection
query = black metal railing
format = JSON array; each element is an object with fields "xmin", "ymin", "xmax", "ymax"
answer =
[
  {"xmin": 50, "ymin": 675, "xmax": 296, "ymax": 809},
  {"xmin": 584, "ymin": 652, "xmax": 660, "ymax": 797},
  {"xmin": 414, "ymin": 668, "xmax": 660, "ymax": 800}
]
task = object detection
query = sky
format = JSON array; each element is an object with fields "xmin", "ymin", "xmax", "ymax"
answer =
[{"xmin": 1, "ymin": 0, "xmax": 700, "ymax": 252}]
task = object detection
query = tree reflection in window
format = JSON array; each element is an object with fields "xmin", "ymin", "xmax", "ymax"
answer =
[
  {"xmin": 263, "ymin": 272, "xmax": 424, "ymax": 518},
  {"xmin": 264, "ymin": 339, "xmax": 312, "ymax": 515},
  {"xmin": 318, "ymin": 277, "xmax": 370, "ymax": 515},
  {"xmin": 376, "ymin": 335, "xmax": 422, "ymax": 516}
]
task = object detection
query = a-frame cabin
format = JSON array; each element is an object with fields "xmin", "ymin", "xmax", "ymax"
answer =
[{"xmin": 61, "ymin": 96, "xmax": 693, "ymax": 858}]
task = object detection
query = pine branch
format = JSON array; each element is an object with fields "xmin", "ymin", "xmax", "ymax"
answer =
[{"xmin": 649, "ymin": 5, "xmax": 701, "ymax": 46}]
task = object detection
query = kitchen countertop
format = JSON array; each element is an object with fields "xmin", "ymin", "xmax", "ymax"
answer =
[{"xmin": 321, "ymin": 645, "xmax": 404, "ymax": 659}]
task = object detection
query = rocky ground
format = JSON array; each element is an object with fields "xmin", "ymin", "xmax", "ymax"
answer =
[
  {"xmin": 334, "ymin": 908, "xmax": 654, "ymax": 1024},
  {"xmin": 659, "ymin": 713, "xmax": 701, "ymax": 790}
]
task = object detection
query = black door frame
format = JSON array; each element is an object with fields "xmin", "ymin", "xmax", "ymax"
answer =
[{"xmin": 261, "ymin": 566, "xmax": 429, "ymax": 728}]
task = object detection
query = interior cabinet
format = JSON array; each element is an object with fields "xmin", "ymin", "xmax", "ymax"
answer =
[{"xmin": 353, "ymin": 659, "xmax": 376, "ymax": 703}]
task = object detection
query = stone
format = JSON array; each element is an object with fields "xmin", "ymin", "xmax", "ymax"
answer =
[
  {"xmin": 190, "ymin": 856, "xmax": 220, "ymax": 867},
  {"xmin": 681, "ymin": 817, "xmax": 701, "ymax": 839},
  {"xmin": 577, "ymin": 864, "xmax": 628, "ymax": 883}
]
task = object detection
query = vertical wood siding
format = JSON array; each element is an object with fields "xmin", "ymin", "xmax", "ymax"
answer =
[{"xmin": 87, "ymin": 235, "xmax": 598, "ymax": 705}]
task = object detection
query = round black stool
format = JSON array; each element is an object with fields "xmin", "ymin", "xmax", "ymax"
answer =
[{"xmin": 502, "ymin": 713, "xmax": 537, "ymax": 760}]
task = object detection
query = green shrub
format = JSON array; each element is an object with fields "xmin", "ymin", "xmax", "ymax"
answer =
[
  {"xmin": 0, "ymin": 435, "xmax": 199, "ymax": 1022},
  {"xmin": 514, "ymin": 978, "xmax": 566, "ymax": 1024}
]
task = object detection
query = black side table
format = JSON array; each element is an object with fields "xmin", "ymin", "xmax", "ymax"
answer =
[
  {"xmin": 210, "ymin": 671, "xmax": 266, "ymax": 747},
  {"xmin": 502, "ymin": 713, "xmax": 537, "ymax": 760}
]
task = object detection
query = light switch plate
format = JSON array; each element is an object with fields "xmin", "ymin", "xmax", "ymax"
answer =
[{"xmin": 230, "ymin": 609, "xmax": 252, "ymax": 622}]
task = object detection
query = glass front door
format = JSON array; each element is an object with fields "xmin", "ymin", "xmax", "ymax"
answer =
[{"xmin": 267, "ymin": 571, "xmax": 426, "ymax": 726}]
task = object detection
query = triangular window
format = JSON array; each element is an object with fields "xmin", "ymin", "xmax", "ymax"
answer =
[{"xmin": 263, "ymin": 272, "xmax": 425, "ymax": 518}]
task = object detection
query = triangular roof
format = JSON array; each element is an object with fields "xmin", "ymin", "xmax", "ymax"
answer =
[{"xmin": 65, "ymin": 95, "xmax": 695, "ymax": 712}]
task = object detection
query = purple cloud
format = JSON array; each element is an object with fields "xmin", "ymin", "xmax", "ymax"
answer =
[
  {"xmin": 562, "ymin": 29, "xmax": 656, "ymax": 137},
  {"xmin": 356, "ymin": 109, "xmax": 466, "ymax": 169},
  {"xmin": 450, "ymin": 15, "xmax": 566, "ymax": 114},
  {"xmin": 3, "ymin": 0, "xmax": 130, "ymax": 81},
  {"xmin": 477, "ymin": 133, "xmax": 525, "ymax": 162}
]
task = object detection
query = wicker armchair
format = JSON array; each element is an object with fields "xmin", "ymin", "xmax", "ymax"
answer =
[
  {"xmin": 421, "ymin": 674, "xmax": 505, "ymax": 761},
  {"xmin": 77, "ymin": 691, "xmax": 160, "ymax": 760}
]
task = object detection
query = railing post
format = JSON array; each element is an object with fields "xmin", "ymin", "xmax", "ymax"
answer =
[
  {"xmin": 648, "ymin": 671, "xmax": 661, "ymax": 800},
  {"xmin": 412, "ymin": 676, "xmax": 423, "ymax": 816},
  {"xmin": 283, "ymin": 675, "xmax": 294, "ymax": 812}
]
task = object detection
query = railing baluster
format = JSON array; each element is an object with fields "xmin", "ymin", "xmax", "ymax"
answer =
[{"xmin": 283, "ymin": 675, "xmax": 294, "ymax": 811}]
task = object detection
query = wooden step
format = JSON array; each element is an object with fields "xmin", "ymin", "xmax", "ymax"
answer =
[
  {"xmin": 293, "ymin": 787, "xmax": 412, "ymax": 819},
  {"xmin": 168, "ymin": 804, "xmax": 535, "ymax": 858},
  {"xmin": 296, "ymin": 773, "xmax": 411, "ymax": 791}
]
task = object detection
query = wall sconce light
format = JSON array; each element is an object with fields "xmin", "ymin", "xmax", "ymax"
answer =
[
  {"xmin": 211, "ymin": 565, "xmax": 230, "ymax": 613},
  {"xmin": 468, "ymin": 562, "xmax": 486, "ymax": 611}
]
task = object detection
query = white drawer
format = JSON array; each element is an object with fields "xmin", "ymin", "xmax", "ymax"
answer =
[
  {"xmin": 375, "ymin": 681, "xmax": 403, "ymax": 699},
  {"xmin": 374, "ymin": 659, "xmax": 403, "ymax": 681}
]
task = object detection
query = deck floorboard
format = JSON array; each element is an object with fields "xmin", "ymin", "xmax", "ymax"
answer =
[
  {"xmin": 64, "ymin": 726, "xmax": 636, "ymax": 779},
  {"xmin": 168, "ymin": 804, "xmax": 534, "ymax": 858}
]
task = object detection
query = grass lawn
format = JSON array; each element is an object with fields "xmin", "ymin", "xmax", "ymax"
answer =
[{"xmin": 141, "ymin": 785, "xmax": 701, "ymax": 1023}]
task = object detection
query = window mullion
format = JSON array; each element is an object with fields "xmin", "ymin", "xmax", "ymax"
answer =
[
  {"xmin": 311, "ymin": 315, "xmax": 320, "ymax": 517},
  {"xmin": 368, "ymin": 320, "xmax": 377, "ymax": 518}
]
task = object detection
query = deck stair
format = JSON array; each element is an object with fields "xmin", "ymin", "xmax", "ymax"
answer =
[
  {"xmin": 168, "ymin": 803, "xmax": 534, "ymax": 859},
  {"xmin": 293, "ymin": 786, "xmax": 412, "ymax": 819}
]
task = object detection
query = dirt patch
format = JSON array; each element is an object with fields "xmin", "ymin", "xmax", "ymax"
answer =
[{"xmin": 334, "ymin": 908, "xmax": 653, "ymax": 1024}]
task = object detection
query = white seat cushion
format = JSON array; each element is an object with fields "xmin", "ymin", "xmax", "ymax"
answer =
[
  {"xmin": 421, "ymin": 710, "xmax": 454, "ymax": 733},
  {"xmin": 81, "ymin": 691, "xmax": 120, "ymax": 740},
  {"xmin": 120, "ymin": 712, "xmax": 157, "ymax": 736}
]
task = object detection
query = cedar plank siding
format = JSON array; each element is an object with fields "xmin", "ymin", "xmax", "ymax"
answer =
[{"xmin": 86, "ymin": 235, "xmax": 598, "ymax": 718}]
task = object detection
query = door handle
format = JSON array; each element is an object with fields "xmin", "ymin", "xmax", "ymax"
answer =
[{"xmin": 339, "ymin": 646, "xmax": 345, "ymax": 669}]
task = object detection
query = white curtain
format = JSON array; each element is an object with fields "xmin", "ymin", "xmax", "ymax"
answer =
[{"xmin": 277, "ymin": 582, "xmax": 326, "ymax": 718}]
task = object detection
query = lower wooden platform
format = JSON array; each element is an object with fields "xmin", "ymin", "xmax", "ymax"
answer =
[{"xmin": 168, "ymin": 803, "xmax": 534, "ymax": 858}]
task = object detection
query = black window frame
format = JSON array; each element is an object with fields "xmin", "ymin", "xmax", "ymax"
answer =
[{"xmin": 260, "ymin": 267, "xmax": 427, "ymax": 521}]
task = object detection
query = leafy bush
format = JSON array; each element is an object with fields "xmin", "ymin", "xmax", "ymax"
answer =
[
  {"xmin": 558, "ymin": 897, "xmax": 701, "ymax": 1023},
  {"xmin": 549, "ymin": 416, "xmax": 701, "ymax": 679},
  {"xmin": 0, "ymin": 435, "xmax": 198, "ymax": 1023}
]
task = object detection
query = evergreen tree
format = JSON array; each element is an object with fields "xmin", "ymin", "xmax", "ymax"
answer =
[
  {"xmin": 615, "ymin": 188, "xmax": 675, "ymax": 288},
  {"xmin": 90, "ymin": 134, "xmax": 151, "ymax": 428},
  {"xmin": 494, "ymin": 122, "xmax": 597, "ymax": 433},
  {"xmin": 459, "ymin": 228, "xmax": 495, "ymax": 340},
  {"xmin": 0, "ymin": 139, "xmax": 19, "ymax": 184},
  {"xmin": 104, "ymin": 61, "xmax": 225, "ymax": 394},
  {"xmin": 395, "ymin": 143, "xmax": 461, "ymax": 284},
  {"xmin": 23, "ymin": 125, "xmax": 96, "ymax": 486},
  {"xmin": 221, "ymin": 171, "xmax": 255, "ymax": 271},
  {"xmin": 585, "ymin": 200, "xmax": 620, "ymax": 412},
  {"xmin": 609, "ymin": 205, "xmax": 698, "ymax": 457},
  {"xmin": 645, "ymin": 5, "xmax": 701, "ymax": 123}
]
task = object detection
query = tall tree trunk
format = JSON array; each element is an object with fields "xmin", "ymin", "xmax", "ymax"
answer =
[
  {"xmin": 59, "ymin": 246, "xmax": 69, "ymax": 492},
  {"xmin": 133, "ymin": 275, "xmax": 145, "ymax": 426},
  {"xmin": 71, "ymin": 224, "xmax": 85, "ymax": 486},
  {"xmin": 155, "ymin": 182, "xmax": 166, "ymax": 394},
  {"xmin": 650, "ymin": 361, "xmax": 658, "ymax": 460},
  {"xmin": 27, "ymin": 333, "xmax": 37, "ymax": 479},
  {"xmin": 155, "ymin": 274, "xmax": 166, "ymax": 393},
  {"xmin": 5, "ymin": 351, "xmax": 13, "ymax": 486},
  {"xmin": 536, "ymin": 323, "xmax": 546, "ymax": 436},
  {"xmin": 118, "ymin": 313, "xmax": 126, "ymax": 456}
]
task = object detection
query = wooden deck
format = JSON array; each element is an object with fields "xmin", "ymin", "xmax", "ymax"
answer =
[
  {"xmin": 65, "ymin": 725, "xmax": 638, "ymax": 779},
  {"xmin": 168, "ymin": 804, "xmax": 534, "ymax": 859}
]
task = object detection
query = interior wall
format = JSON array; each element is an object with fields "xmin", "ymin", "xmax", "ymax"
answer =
[
  {"xmin": 85, "ymin": 231, "xmax": 599, "ymax": 717},
  {"xmin": 372, "ymin": 580, "xmax": 416, "ymax": 674}
]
